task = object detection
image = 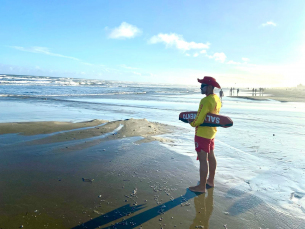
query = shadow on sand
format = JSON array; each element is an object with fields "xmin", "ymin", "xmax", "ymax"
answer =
[{"xmin": 72, "ymin": 188, "xmax": 215, "ymax": 229}]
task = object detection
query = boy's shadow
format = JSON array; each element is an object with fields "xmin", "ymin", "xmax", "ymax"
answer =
[{"xmin": 72, "ymin": 187, "xmax": 215, "ymax": 229}]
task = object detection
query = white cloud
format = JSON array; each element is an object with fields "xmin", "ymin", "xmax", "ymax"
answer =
[
  {"xmin": 207, "ymin": 52, "xmax": 227, "ymax": 63},
  {"xmin": 227, "ymin": 57, "xmax": 249, "ymax": 65},
  {"xmin": 11, "ymin": 46, "xmax": 80, "ymax": 61},
  {"xmin": 193, "ymin": 53, "xmax": 199, "ymax": 57},
  {"xmin": 200, "ymin": 50, "xmax": 206, "ymax": 54},
  {"xmin": 149, "ymin": 33, "xmax": 210, "ymax": 51},
  {"xmin": 11, "ymin": 46, "xmax": 99, "ymax": 67},
  {"xmin": 119, "ymin": 64, "xmax": 139, "ymax": 70},
  {"xmin": 82, "ymin": 62, "xmax": 94, "ymax": 66},
  {"xmin": 227, "ymin": 60, "xmax": 241, "ymax": 65},
  {"xmin": 186, "ymin": 53, "xmax": 191, "ymax": 57},
  {"xmin": 132, "ymin": 71, "xmax": 142, "ymax": 76},
  {"xmin": 108, "ymin": 22, "xmax": 142, "ymax": 39},
  {"xmin": 262, "ymin": 21, "xmax": 277, "ymax": 27}
]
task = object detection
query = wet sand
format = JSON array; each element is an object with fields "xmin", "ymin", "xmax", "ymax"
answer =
[
  {"xmin": 229, "ymin": 88, "xmax": 305, "ymax": 102},
  {"xmin": 0, "ymin": 119, "xmax": 304, "ymax": 228}
]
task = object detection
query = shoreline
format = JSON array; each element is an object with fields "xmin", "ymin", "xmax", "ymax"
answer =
[
  {"xmin": 0, "ymin": 119, "xmax": 304, "ymax": 228},
  {"xmin": 228, "ymin": 95, "xmax": 305, "ymax": 102},
  {"xmin": 228, "ymin": 88, "xmax": 305, "ymax": 103}
]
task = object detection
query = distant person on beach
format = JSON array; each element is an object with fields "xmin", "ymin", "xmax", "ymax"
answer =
[
  {"xmin": 259, "ymin": 88, "xmax": 264, "ymax": 96},
  {"xmin": 188, "ymin": 76, "xmax": 222, "ymax": 193},
  {"xmin": 219, "ymin": 89, "xmax": 224, "ymax": 101},
  {"xmin": 230, "ymin": 87, "xmax": 232, "ymax": 96},
  {"xmin": 237, "ymin": 88, "xmax": 239, "ymax": 96}
]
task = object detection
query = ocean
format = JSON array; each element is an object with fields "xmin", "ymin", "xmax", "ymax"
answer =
[{"xmin": 1, "ymin": 74, "xmax": 305, "ymax": 220}]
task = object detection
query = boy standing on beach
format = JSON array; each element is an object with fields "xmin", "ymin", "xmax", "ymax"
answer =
[{"xmin": 189, "ymin": 76, "xmax": 222, "ymax": 193}]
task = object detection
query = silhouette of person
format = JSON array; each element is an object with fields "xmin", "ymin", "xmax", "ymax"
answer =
[
  {"xmin": 219, "ymin": 89, "xmax": 224, "ymax": 99},
  {"xmin": 219, "ymin": 89, "xmax": 224, "ymax": 106},
  {"xmin": 237, "ymin": 88, "xmax": 239, "ymax": 96}
]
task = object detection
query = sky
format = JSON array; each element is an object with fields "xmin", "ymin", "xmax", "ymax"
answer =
[{"xmin": 1, "ymin": 0, "xmax": 305, "ymax": 87}]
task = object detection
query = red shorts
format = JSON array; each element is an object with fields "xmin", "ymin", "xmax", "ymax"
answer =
[{"xmin": 195, "ymin": 136, "xmax": 214, "ymax": 159}]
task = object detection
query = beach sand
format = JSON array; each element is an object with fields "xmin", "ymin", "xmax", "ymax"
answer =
[
  {"xmin": 0, "ymin": 119, "xmax": 303, "ymax": 228},
  {"xmin": 229, "ymin": 88, "xmax": 305, "ymax": 102}
]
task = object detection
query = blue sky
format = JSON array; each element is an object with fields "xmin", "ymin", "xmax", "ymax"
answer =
[{"xmin": 1, "ymin": 0, "xmax": 305, "ymax": 87}]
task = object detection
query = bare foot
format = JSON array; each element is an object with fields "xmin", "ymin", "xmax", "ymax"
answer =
[
  {"xmin": 189, "ymin": 185, "xmax": 206, "ymax": 193},
  {"xmin": 206, "ymin": 180, "xmax": 214, "ymax": 187}
]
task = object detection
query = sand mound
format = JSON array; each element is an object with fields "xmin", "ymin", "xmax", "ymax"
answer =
[
  {"xmin": 0, "ymin": 118, "xmax": 175, "ymax": 146},
  {"xmin": 0, "ymin": 119, "xmax": 108, "ymax": 135},
  {"xmin": 115, "ymin": 118, "xmax": 170, "ymax": 139}
]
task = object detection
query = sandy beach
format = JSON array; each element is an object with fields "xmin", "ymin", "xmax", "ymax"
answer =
[
  {"xmin": 1, "ymin": 0, "xmax": 305, "ymax": 226},
  {"xmin": 1, "ymin": 119, "xmax": 303, "ymax": 229},
  {"xmin": 228, "ymin": 88, "xmax": 305, "ymax": 102}
]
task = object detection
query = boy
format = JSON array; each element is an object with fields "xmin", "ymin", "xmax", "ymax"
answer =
[{"xmin": 189, "ymin": 76, "xmax": 222, "ymax": 193}]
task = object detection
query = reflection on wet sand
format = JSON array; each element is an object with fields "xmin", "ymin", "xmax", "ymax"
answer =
[{"xmin": 189, "ymin": 187, "xmax": 214, "ymax": 229}]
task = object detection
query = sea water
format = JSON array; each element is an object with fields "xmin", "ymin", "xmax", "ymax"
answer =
[{"xmin": 1, "ymin": 74, "xmax": 305, "ymax": 220}]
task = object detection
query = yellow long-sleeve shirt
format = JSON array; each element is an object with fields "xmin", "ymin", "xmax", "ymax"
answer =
[{"xmin": 190, "ymin": 94, "xmax": 222, "ymax": 139}]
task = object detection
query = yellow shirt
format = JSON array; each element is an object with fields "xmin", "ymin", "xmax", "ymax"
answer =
[{"xmin": 190, "ymin": 94, "xmax": 222, "ymax": 139}]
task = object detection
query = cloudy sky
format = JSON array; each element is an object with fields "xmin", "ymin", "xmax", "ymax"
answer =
[{"xmin": 1, "ymin": 0, "xmax": 305, "ymax": 87}]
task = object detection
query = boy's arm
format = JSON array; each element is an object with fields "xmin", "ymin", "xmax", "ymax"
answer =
[{"xmin": 190, "ymin": 100, "xmax": 210, "ymax": 127}]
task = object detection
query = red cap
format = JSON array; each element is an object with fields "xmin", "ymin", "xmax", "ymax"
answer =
[{"xmin": 197, "ymin": 76, "xmax": 221, "ymax": 89}]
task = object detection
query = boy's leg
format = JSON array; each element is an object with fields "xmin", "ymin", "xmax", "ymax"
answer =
[
  {"xmin": 207, "ymin": 150, "xmax": 216, "ymax": 187},
  {"xmin": 189, "ymin": 150, "xmax": 208, "ymax": 193}
]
